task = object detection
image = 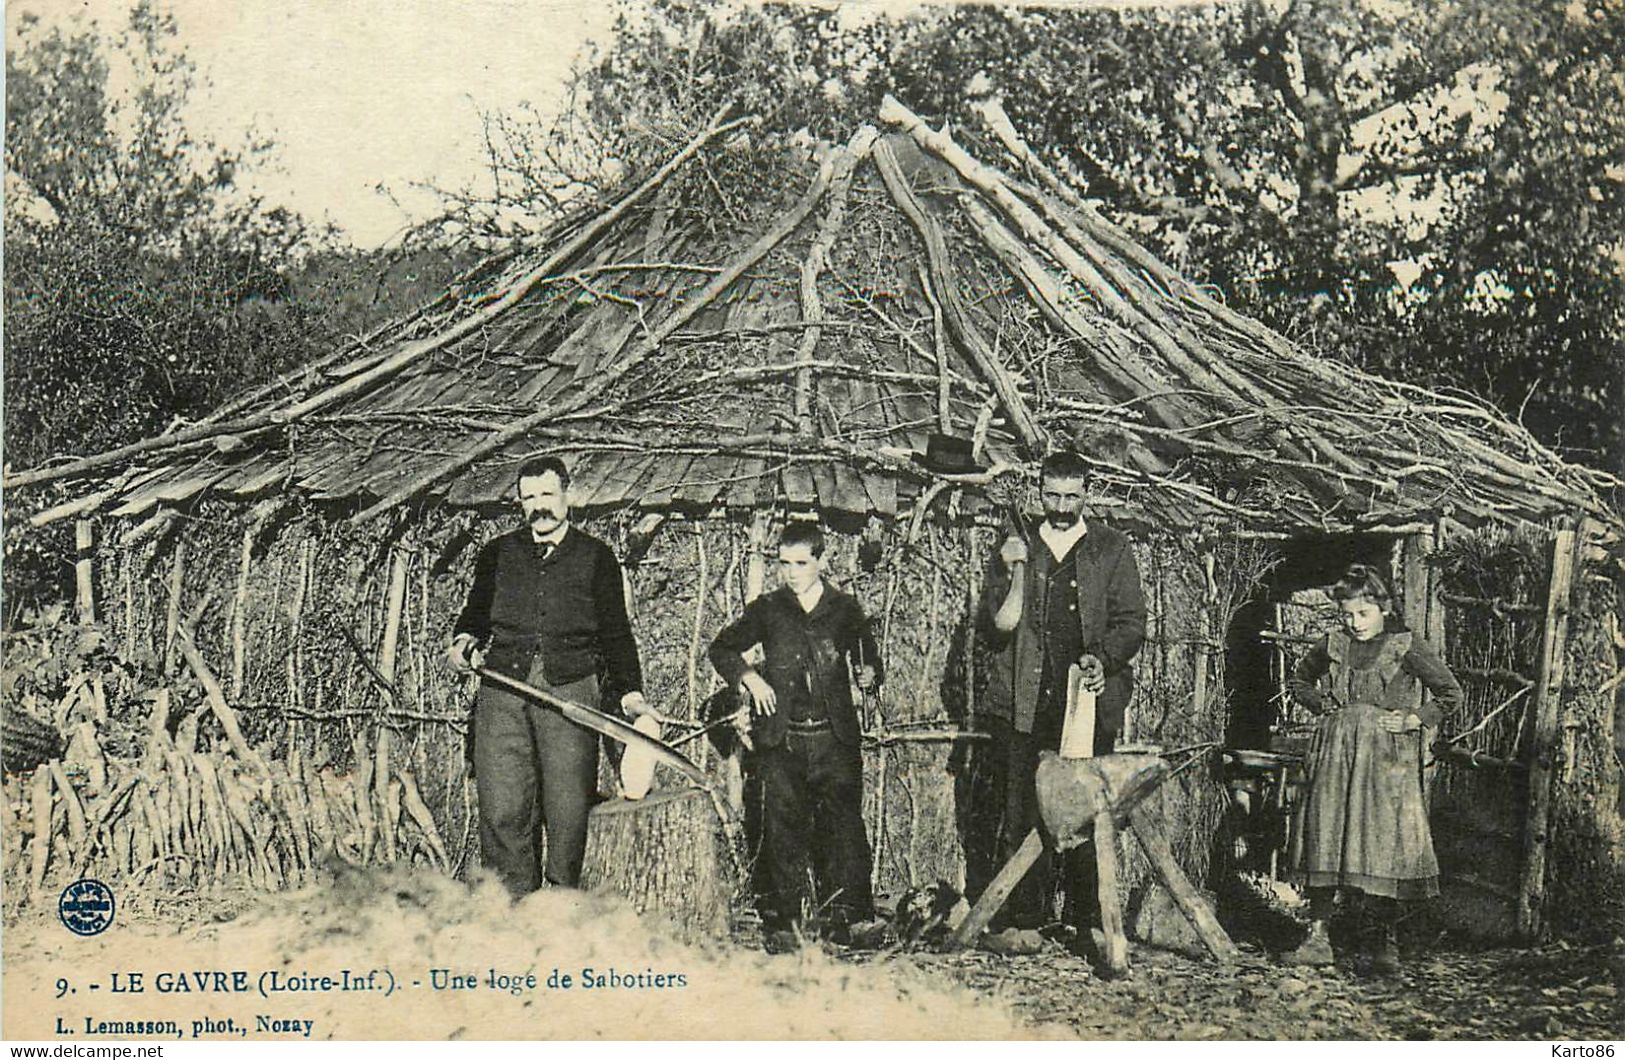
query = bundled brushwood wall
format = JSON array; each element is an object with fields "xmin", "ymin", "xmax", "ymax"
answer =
[
  {"xmin": 0, "ymin": 490, "xmax": 1392, "ymax": 937},
  {"xmin": 1425, "ymin": 522, "xmax": 1624, "ymax": 940},
  {"xmin": 1538, "ymin": 532, "xmax": 1624, "ymax": 939}
]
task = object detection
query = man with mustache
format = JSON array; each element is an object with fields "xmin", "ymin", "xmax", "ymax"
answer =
[
  {"xmin": 448, "ymin": 456, "xmax": 649, "ymax": 896},
  {"xmin": 971, "ymin": 449, "xmax": 1146, "ymax": 953}
]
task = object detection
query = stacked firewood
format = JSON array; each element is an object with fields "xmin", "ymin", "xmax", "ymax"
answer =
[{"xmin": 0, "ymin": 716, "xmax": 457, "ymax": 911}]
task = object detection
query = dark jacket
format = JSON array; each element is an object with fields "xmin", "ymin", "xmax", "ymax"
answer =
[
  {"xmin": 454, "ymin": 526, "xmax": 642, "ymax": 708},
  {"xmin": 982, "ymin": 522, "xmax": 1146, "ymax": 734},
  {"xmin": 708, "ymin": 584, "xmax": 882, "ymax": 748}
]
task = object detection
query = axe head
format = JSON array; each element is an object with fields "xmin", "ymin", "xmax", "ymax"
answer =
[{"xmin": 1036, "ymin": 752, "xmax": 1169, "ymax": 851}]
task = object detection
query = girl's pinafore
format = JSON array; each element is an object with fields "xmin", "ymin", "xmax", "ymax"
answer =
[{"xmin": 1289, "ymin": 630, "xmax": 1456, "ymax": 900}]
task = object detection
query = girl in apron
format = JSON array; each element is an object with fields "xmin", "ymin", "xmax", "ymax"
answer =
[{"xmin": 1282, "ymin": 565, "xmax": 1463, "ymax": 974}]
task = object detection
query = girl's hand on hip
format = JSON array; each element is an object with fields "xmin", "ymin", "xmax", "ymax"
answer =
[{"xmin": 1378, "ymin": 710, "xmax": 1422, "ymax": 734}]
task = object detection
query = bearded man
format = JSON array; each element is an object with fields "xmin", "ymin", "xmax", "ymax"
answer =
[{"xmin": 969, "ymin": 449, "xmax": 1146, "ymax": 946}]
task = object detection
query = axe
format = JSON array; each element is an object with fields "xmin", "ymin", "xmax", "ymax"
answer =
[{"xmin": 475, "ymin": 667, "xmax": 711, "ymax": 789}]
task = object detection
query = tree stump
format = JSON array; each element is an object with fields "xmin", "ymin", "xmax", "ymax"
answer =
[{"xmin": 581, "ymin": 787, "xmax": 734, "ymax": 941}]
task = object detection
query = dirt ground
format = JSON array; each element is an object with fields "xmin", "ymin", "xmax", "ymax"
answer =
[
  {"xmin": 899, "ymin": 938, "xmax": 1624, "ymax": 1040},
  {"xmin": 3, "ymin": 869, "xmax": 1620, "ymax": 1041}
]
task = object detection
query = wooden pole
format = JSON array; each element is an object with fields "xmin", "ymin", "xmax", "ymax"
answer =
[
  {"xmin": 919, "ymin": 264, "xmax": 953, "ymax": 433},
  {"xmin": 73, "ymin": 519, "xmax": 110, "ymax": 724},
  {"xmin": 231, "ymin": 528, "xmax": 253, "ymax": 699},
  {"xmin": 163, "ymin": 541, "xmax": 186, "ymax": 676},
  {"xmin": 374, "ymin": 548, "xmax": 410, "ymax": 864},
  {"xmin": 74, "ymin": 519, "xmax": 96, "ymax": 623},
  {"xmin": 1517, "ymin": 525, "xmax": 1582, "ymax": 939},
  {"xmin": 687, "ymin": 527, "xmax": 708, "ymax": 721}
]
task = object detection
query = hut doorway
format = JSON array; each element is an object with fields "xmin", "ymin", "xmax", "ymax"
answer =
[{"xmin": 1222, "ymin": 533, "xmax": 1395, "ymax": 752}]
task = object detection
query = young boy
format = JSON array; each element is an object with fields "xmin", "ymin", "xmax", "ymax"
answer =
[{"xmin": 708, "ymin": 521, "xmax": 882, "ymax": 946}]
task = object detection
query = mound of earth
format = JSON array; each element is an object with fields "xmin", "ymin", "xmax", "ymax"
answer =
[{"xmin": 2, "ymin": 867, "xmax": 1067, "ymax": 1041}]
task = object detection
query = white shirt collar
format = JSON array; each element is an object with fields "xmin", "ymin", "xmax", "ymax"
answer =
[
  {"xmin": 794, "ymin": 580, "xmax": 826, "ymax": 614},
  {"xmin": 1038, "ymin": 518, "xmax": 1088, "ymax": 562}
]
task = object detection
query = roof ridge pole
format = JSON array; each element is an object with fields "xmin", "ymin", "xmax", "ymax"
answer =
[
  {"xmin": 975, "ymin": 98, "xmax": 1187, "ymax": 297},
  {"xmin": 349, "ymin": 134, "xmax": 841, "ymax": 524},
  {"xmin": 794, "ymin": 126, "xmax": 878, "ymax": 434},
  {"xmin": 0, "ymin": 105, "xmax": 753, "ymax": 494},
  {"xmin": 975, "ymin": 100, "xmax": 1394, "ymax": 485},
  {"xmin": 880, "ymin": 96, "xmax": 1367, "ymax": 478},
  {"xmin": 870, "ymin": 136, "xmax": 1048, "ymax": 456},
  {"xmin": 878, "ymin": 96, "xmax": 1248, "ymax": 408},
  {"xmin": 953, "ymin": 192, "xmax": 1189, "ymax": 435}
]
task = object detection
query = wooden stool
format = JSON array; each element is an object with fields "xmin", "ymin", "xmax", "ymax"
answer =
[{"xmin": 951, "ymin": 751, "xmax": 1239, "ymax": 975}]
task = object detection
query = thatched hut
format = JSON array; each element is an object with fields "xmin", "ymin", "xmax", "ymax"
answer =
[{"xmin": 6, "ymin": 98, "xmax": 1620, "ymax": 941}]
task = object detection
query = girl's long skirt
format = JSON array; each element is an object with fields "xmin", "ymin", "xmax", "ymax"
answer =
[{"xmin": 1290, "ymin": 703, "xmax": 1439, "ymax": 899}]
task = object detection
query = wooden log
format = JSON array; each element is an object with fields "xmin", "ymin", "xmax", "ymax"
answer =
[
  {"xmin": 1128, "ymin": 804, "xmax": 1238, "ymax": 964},
  {"xmin": 1517, "ymin": 525, "xmax": 1582, "ymax": 939},
  {"xmin": 580, "ymin": 787, "xmax": 734, "ymax": 941},
  {"xmin": 1036, "ymin": 752, "xmax": 1169, "ymax": 851},
  {"xmin": 1093, "ymin": 812, "xmax": 1130, "ymax": 976},
  {"xmin": 950, "ymin": 827, "xmax": 1044, "ymax": 949}
]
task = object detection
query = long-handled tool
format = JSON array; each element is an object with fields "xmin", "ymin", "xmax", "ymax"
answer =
[{"xmin": 475, "ymin": 666, "xmax": 711, "ymax": 789}]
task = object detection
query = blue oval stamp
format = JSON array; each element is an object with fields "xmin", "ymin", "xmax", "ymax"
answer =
[{"xmin": 59, "ymin": 878, "xmax": 115, "ymax": 936}]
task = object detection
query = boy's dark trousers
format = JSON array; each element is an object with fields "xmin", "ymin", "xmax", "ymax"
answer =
[
  {"xmin": 756, "ymin": 726, "xmax": 875, "ymax": 930},
  {"xmin": 472, "ymin": 661, "xmax": 600, "ymax": 895}
]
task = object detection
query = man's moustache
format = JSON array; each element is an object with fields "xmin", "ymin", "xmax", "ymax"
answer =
[{"xmin": 1045, "ymin": 512, "xmax": 1078, "ymax": 528}]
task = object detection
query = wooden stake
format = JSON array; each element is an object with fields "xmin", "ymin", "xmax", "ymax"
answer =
[
  {"xmin": 1517, "ymin": 525, "xmax": 1581, "ymax": 939},
  {"xmin": 374, "ymin": 547, "xmax": 410, "ymax": 863},
  {"xmin": 379, "ymin": 548, "xmax": 410, "ymax": 684},
  {"xmin": 231, "ymin": 528, "xmax": 253, "ymax": 698},
  {"xmin": 29, "ymin": 764, "xmax": 55, "ymax": 902},
  {"xmin": 175, "ymin": 622, "xmax": 264, "ymax": 774},
  {"xmin": 163, "ymin": 540, "xmax": 186, "ymax": 676},
  {"xmin": 122, "ymin": 555, "xmax": 137, "ymax": 663},
  {"xmin": 74, "ymin": 519, "xmax": 97, "ymax": 623}
]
